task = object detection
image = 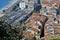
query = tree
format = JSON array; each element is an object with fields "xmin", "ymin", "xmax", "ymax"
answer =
[
  {"xmin": 50, "ymin": 38, "xmax": 60, "ymax": 40},
  {"xmin": 40, "ymin": 16, "xmax": 48, "ymax": 38},
  {"xmin": 0, "ymin": 20, "xmax": 11, "ymax": 40}
]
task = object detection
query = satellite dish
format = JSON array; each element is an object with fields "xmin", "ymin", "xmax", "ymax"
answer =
[{"xmin": 19, "ymin": 2, "xmax": 26, "ymax": 10}]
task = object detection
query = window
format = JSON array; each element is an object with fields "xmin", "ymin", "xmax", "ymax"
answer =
[
  {"xmin": 34, "ymin": 32, "xmax": 37, "ymax": 35},
  {"xmin": 12, "ymin": 6, "xmax": 17, "ymax": 10},
  {"xmin": 38, "ymin": 31, "xmax": 40, "ymax": 34},
  {"xmin": 54, "ymin": 18, "xmax": 56, "ymax": 21},
  {"xmin": 49, "ymin": 30, "xmax": 53, "ymax": 32},
  {"xmin": 25, "ymin": 5, "xmax": 28, "ymax": 9},
  {"xmin": 2, "ymin": 10, "xmax": 5, "ymax": 12},
  {"xmin": 38, "ymin": 26, "xmax": 41, "ymax": 29},
  {"xmin": 50, "ymin": 33, "xmax": 54, "ymax": 35},
  {"xmin": 28, "ymin": 27, "xmax": 32, "ymax": 29},
  {"xmin": 16, "ymin": 3, "xmax": 19, "ymax": 7},
  {"xmin": 47, "ymin": 27, "xmax": 52, "ymax": 29}
]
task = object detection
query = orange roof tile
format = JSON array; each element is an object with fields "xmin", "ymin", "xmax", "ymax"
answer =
[
  {"xmin": 52, "ymin": 23, "xmax": 60, "ymax": 26},
  {"xmin": 24, "ymin": 34, "xmax": 34, "ymax": 39},
  {"xmin": 39, "ymin": 15, "xmax": 46, "ymax": 21},
  {"xmin": 31, "ymin": 28, "xmax": 39, "ymax": 33},
  {"xmin": 50, "ymin": 6, "xmax": 56, "ymax": 10},
  {"xmin": 25, "ymin": 23, "xmax": 32, "ymax": 27},
  {"xmin": 44, "ymin": 27, "xmax": 50, "ymax": 36},
  {"xmin": 44, "ymin": 27, "xmax": 51, "ymax": 40},
  {"xmin": 23, "ymin": 31, "xmax": 34, "ymax": 39},
  {"xmin": 42, "ymin": 0, "xmax": 49, "ymax": 4},
  {"xmin": 32, "ymin": 23, "xmax": 40, "ymax": 27},
  {"xmin": 49, "ymin": 1, "xmax": 55, "ymax": 5},
  {"xmin": 54, "ymin": 28, "xmax": 60, "ymax": 36},
  {"xmin": 45, "ymin": 20, "xmax": 50, "ymax": 24}
]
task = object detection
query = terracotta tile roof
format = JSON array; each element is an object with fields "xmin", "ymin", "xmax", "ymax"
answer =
[
  {"xmin": 58, "ymin": 19, "xmax": 60, "ymax": 22},
  {"xmin": 56, "ymin": 16, "xmax": 60, "ymax": 22},
  {"xmin": 42, "ymin": 0, "xmax": 60, "ymax": 6},
  {"xmin": 57, "ymin": 2, "xmax": 60, "ymax": 5},
  {"xmin": 25, "ymin": 22, "xmax": 41, "ymax": 28},
  {"xmin": 38, "ymin": 15, "xmax": 46, "ymax": 21},
  {"xmin": 50, "ymin": 6, "xmax": 56, "ymax": 10},
  {"xmin": 32, "ymin": 23, "xmax": 41, "ymax": 27},
  {"xmin": 25, "ymin": 23, "xmax": 32, "ymax": 27},
  {"xmin": 45, "ymin": 17, "xmax": 60, "ymax": 26},
  {"xmin": 29, "ymin": 19, "xmax": 35, "ymax": 22},
  {"xmin": 44, "ymin": 27, "xmax": 50, "ymax": 36},
  {"xmin": 45, "ymin": 19, "xmax": 50, "ymax": 24},
  {"xmin": 44, "ymin": 27, "xmax": 51, "ymax": 40},
  {"xmin": 42, "ymin": 0, "xmax": 49, "ymax": 4},
  {"xmin": 24, "ymin": 13, "xmax": 48, "ymax": 39},
  {"xmin": 55, "ymin": 28, "xmax": 60, "ymax": 33},
  {"xmin": 31, "ymin": 28, "xmax": 39, "ymax": 33},
  {"xmin": 49, "ymin": 1, "xmax": 55, "ymax": 5},
  {"xmin": 30, "ymin": 13, "xmax": 46, "ymax": 21},
  {"xmin": 25, "ymin": 13, "xmax": 47, "ymax": 27},
  {"xmin": 30, "ymin": 17, "xmax": 38, "ymax": 21},
  {"xmin": 54, "ymin": 28, "xmax": 60, "ymax": 36},
  {"xmin": 57, "ymin": 16, "xmax": 60, "ymax": 19},
  {"xmin": 23, "ymin": 31, "xmax": 34, "ymax": 39},
  {"xmin": 52, "ymin": 23, "xmax": 60, "ymax": 26},
  {"xmin": 32, "ymin": 12, "xmax": 40, "ymax": 16},
  {"xmin": 23, "ymin": 31, "xmax": 31, "ymax": 35}
]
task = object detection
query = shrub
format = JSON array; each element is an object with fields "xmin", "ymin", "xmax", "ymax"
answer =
[{"xmin": 50, "ymin": 37, "xmax": 60, "ymax": 40}]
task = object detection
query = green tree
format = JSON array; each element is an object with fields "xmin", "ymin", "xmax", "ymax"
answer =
[
  {"xmin": 0, "ymin": 20, "xmax": 11, "ymax": 40},
  {"xmin": 50, "ymin": 38, "xmax": 60, "ymax": 40}
]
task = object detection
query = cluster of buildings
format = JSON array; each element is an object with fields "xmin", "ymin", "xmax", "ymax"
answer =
[
  {"xmin": 0, "ymin": 0, "xmax": 60, "ymax": 40},
  {"xmin": 0, "ymin": 0, "xmax": 35, "ymax": 25},
  {"xmin": 41, "ymin": 0, "xmax": 60, "ymax": 40},
  {"xmin": 20, "ymin": 0, "xmax": 60, "ymax": 40},
  {"xmin": 20, "ymin": 13, "xmax": 47, "ymax": 40}
]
